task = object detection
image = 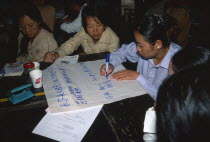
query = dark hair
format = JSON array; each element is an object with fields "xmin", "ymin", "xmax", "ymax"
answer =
[
  {"xmin": 16, "ymin": 3, "xmax": 51, "ymax": 57},
  {"xmin": 81, "ymin": 5, "xmax": 107, "ymax": 33},
  {"xmin": 156, "ymin": 65, "xmax": 210, "ymax": 142},
  {"xmin": 70, "ymin": 0, "xmax": 86, "ymax": 7},
  {"xmin": 65, "ymin": 0, "xmax": 86, "ymax": 20},
  {"xmin": 134, "ymin": 14, "xmax": 172, "ymax": 47},
  {"xmin": 171, "ymin": 46, "xmax": 210, "ymax": 73}
]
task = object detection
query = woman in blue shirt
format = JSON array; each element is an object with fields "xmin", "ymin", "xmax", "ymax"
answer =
[{"xmin": 100, "ymin": 14, "xmax": 181, "ymax": 100}]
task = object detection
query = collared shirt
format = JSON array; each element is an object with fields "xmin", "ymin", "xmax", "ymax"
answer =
[
  {"xmin": 60, "ymin": 4, "xmax": 87, "ymax": 34},
  {"xmin": 110, "ymin": 42, "xmax": 181, "ymax": 100},
  {"xmin": 17, "ymin": 29, "xmax": 58, "ymax": 62},
  {"xmin": 55, "ymin": 27, "xmax": 119, "ymax": 57}
]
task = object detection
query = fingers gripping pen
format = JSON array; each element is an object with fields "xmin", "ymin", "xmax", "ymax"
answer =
[{"xmin": 106, "ymin": 54, "xmax": 110, "ymax": 79}]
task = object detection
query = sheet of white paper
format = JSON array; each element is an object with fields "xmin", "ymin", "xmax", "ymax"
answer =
[
  {"xmin": 33, "ymin": 105, "xmax": 103, "ymax": 142},
  {"xmin": 43, "ymin": 59, "xmax": 147, "ymax": 113},
  {"xmin": 54, "ymin": 55, "xmax": 79, "ymax": 65},
  {"xmin": 143, "ymin": 107, "xmax": 157, "ymax": 133}
]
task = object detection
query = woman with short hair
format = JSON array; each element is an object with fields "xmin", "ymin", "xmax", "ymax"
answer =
[{"xmin": 44, "ymin": 5, "xmax": 119, "ymax": 62}]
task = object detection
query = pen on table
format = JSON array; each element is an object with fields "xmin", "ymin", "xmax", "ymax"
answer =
[{"xmin": 106, "ymin": 54, "xmax": 110, "ymax": 79}]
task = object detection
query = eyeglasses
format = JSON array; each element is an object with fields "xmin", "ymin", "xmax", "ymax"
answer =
[{"xmin": 19, "ymin": 23, "xmax": 38, "ymax": 31}]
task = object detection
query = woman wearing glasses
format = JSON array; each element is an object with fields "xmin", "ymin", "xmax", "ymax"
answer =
[{"xmin": 16, "ymin": 3, "xmax": 58, "ymax": 62}]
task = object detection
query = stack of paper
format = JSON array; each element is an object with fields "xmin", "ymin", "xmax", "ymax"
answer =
[{"xmin": 0, "ymin": 62, "xmax": 24, "ymax": 77}]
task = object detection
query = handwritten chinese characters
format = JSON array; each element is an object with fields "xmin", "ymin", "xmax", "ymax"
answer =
[
  {"xmin": 43, "ymin": 59, "xmax": 146, "ymax": 113},
  {"xmin": 48, "ymin": 67, "xmax": 70, "ymax": 107}
]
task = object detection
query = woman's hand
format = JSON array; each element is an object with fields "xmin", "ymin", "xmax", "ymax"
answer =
[
  {"xmin": 100, "ymin": 64, "xmax": 114, "ymax": 76},
  {"xmin": 44, "ymin": 52, "xmax": 58, "ymax": 63},
  {"xmin": 110, "ymin": 69, "xmax": 140, "ymax": 81}
]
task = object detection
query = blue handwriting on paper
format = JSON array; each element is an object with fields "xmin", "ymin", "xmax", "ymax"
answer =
[
  {"xmin": 57, "ymin": 95, "xmax": 70, "ymax": 107},
  {"xmin": 97, "ymin": 80, "xmax": 113, "ymax": 100},
  {"xmin": 104, "ymin": 92, "xmax": 113, "ymax": 99},
  {"xmin": 98, "ymin": 84, "xmax": 106, "ymax": 90},
  {"xmin": 103, "ymin": 80, "xmax": 113, "ymax": 88},
  {"xmin": 68, "ymin": 86, "xmax": 87, "ymax": 104},
  {"xmin": 80, "ymin": 63, "xmax": 98, "ymax": 81},
  {"xmin": 59, "ymin": 68, "xmax": 72, "ymax": 84},
  {"xmin": 48, "ymin": 67, "xmax": 70, "ymax": 107},
  {"xmin": 97, "ymin": 80, "xmax": 113, "ymax": 90}
]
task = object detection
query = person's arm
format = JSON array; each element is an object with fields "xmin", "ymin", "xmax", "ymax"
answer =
[
  {"xmin": 33, "ymin": 36, "xmax": 58, "ymax": 62},
  {"xmin": 54, "ymin": 30, "xmax": 83, "ymax": 58},
  {"xmin": 100, "ymin": 42, "xmax": 138, "ymax": 76},
  {"xmin": 109, "ymin": 42, "xmax": 139, "ymax": 67},
  {"xmin": 60, "ymin": 10, "xmax": 82, "ymax": 34}
]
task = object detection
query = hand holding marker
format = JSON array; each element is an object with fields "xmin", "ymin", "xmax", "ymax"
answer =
[{"xmin": 106, "ymin": 54, "xmax": 110, "ymax": 79}]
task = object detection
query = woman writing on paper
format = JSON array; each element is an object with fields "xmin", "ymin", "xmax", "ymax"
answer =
[
  {"xmin": 16, "ymin": 3, "xmax": 58, "ymax": 62},
  {"xmin": 100, "ymin": 13, "xmax": 181, "ymax": 100},
  {"xmin": 44, "ymin": 5, "xmax": 119, "ymax": 62}
]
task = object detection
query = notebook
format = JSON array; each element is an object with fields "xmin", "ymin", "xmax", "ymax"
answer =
[{"xmin": 0, "ymin": 62, "xmax": 24, "ymax": 77}]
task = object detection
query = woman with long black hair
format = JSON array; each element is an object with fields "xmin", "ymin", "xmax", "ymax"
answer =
[{"xmin": 16, "ymin": 3, "xmax": 58, "ymax": 62}]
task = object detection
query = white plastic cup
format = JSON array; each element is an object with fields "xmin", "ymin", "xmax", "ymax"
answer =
[
  {"xmin": 33, "ymin": 62, "xmax": 40, "ymax": 70},
  {"xmin": 29, "ymin": 70, "xmax": 43, "ymax": 88}
]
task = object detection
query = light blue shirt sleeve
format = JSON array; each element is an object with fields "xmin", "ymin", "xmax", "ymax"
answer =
[
  {"xmin": 60, "ymin": 9, "xmax": 82, "ymax": 34},
  {"xmin": 110, "ymin": 42, "xmax": 182, "ymax": 100},
  {"xmin": 110, "ymin": 42, "xmax": 139, "ymax": 67}
]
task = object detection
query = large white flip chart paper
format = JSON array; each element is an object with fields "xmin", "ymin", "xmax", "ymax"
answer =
[{"xmin": 43, "ymin": 59, "xmax": 146, "ymax": 113}]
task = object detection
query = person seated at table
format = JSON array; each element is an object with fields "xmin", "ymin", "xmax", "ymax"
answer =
[
  {"xmin": 100, "ymin": 13, "xmax": 181, "ymax": 100},
  {"xmin": 156, "ymin": 65, "xmax": 210, "ymax": 142},
  {"xmin": 44, "ymin": 4, "xmax": 119, "ymax": 63},
  {"xmin": 16, "ymin": 3, "xmax": 58, "ymax": 62},
  {"xmin": 143, "ymin": 45, "xmax": 210, "ymax": 142},
  {"xmin": 53, "ymin": 0, "xmax": 86, "ymax": 46},
  {"xmin": 169, "ymin": 46, "xmax": 210, "ymax": 75}
]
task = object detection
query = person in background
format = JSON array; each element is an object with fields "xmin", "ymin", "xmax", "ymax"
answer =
[
  {"xmin": 169, "ymin": 46, "xmax": 210, "ymax": 75},
  {"xmin": 100, "ymin": 13, "xmax": 181, "ymax": 100},
  {"xmin": 156, "ymin": 65, "xmax": 210, "ymax": 142},
  {"xmin": 165, "ymin": 0, "xmax": 192, "ymax": 48},
  {"xmin": 32, "ymin": 0, "xmax": 56, "ymax": 32},
  {"xmin": 16, "ymin": 3, "xmax": 58, "ymax": 62},
  {"xmin": 60, "ymin": 0, "xmax": 86, "ymax": 34},
  {"xmin": 44, "ymin": 5, "xmax": 119, "ymax": 62},
  {"xmin": 143, "ymin": 46, "xmax": 210, "ymax": 142},
  {"xmin": 53, "ymin": 0, "xmax": 86, "ymax": 46}
]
